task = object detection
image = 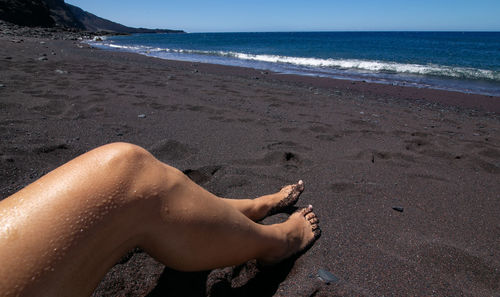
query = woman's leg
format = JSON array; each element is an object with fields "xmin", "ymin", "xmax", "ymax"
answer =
[
  {"xmin": 0, "ymin": 143, "xmax": 320, "ymax": 297},
  {"xmin": 220, "ymin": 180, "xmax": 305, "ymax": 221}
]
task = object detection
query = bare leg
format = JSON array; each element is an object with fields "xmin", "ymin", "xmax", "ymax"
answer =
[
  {"xmin": 0, "ymin": 143, "xmax": 320, "ymax": 297},
  {"xmin": 220, "ymin": 180, "xmax": 305, "ymax": 221}
]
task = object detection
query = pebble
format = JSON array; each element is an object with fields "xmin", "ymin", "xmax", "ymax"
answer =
[
  {"xmin": 392, "ymin": 206, "xmax": 404, "ymax": 212},
  {"xmin": 137, "ymin": 114, "xmax": 146, "ymax": 118},
  {"xmin": 0, "ymin": 84, "xmax": 5, "ymax": 88},
  {"xmin": 38, "ymin": 56, "xmax": 48, "ymax": 61},
  {"xmin": 318, "ymin": 269, "xmax": 339, "ymax": 284},
  {"xmin": 55, "ymin": 69, "xmax": 67, "ymax": 74}
]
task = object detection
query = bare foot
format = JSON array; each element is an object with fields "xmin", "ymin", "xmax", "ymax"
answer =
[
  {"xmin": 253, "ymin": 180, "xmax": 304, "ymax": 220},
  {"xmin": 259, "ymin": 205, "xmax": 320, "ymax": 265}
]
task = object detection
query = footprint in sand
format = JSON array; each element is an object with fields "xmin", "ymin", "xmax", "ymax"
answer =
[
  {"xmin": 148, "ymin": 139, "xmax": 198, "ymax": 162},
  {"xmin": 183, "ymin": 165, "xmax": 222, "ymax": 184}
]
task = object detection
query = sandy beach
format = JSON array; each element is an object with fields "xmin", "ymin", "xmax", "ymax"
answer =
[{"xmin": 1, "ymin": 33, "xmax": 499, "ymax": 296}]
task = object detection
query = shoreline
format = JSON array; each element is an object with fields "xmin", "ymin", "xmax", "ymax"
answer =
[
  {"xmin": 90, "ymin": 31, "xmax": 500, "ymax": 99},
  {"xmin": 87, "ymin": 39, "xmax": 500, "ymax": 114},
  {"xmin": 1, "ymin": 34, "xmax": 499, "ymax": 296}
]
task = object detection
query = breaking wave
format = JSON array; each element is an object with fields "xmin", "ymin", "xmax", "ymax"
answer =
[{"xmin": 95, "ymin": 42, "xmax": 500, "ymax": 82}]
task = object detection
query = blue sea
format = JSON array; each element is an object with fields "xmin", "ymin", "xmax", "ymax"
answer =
[{"xmin": 89, "ymin": 32, "xmax": 500, "ymax": 96}]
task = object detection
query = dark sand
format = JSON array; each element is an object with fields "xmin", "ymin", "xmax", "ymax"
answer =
[{"xmin": 1, "ymin": 34, "xmax": 499, "ymax": 297}]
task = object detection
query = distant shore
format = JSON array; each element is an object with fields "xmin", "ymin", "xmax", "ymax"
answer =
[{"xmin": 1, "ymin": 26, "xmax": 499, "ymax": 296}]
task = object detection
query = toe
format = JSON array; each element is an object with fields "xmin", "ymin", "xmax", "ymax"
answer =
[
  {"xmin": 299, "ymin": 205, "xmax": 313, "ymax": 217},
  {"xmin": 305, "ymin": 212, "xmax": 316, "ymax": 220},
  {"xmin": 309, "ymin": 217, "xmax": 319, "ymax": 224},
  {"xmin": 296, "ymin": 180, "xmax": 305, "ymax": 191},
  {"xmin": 314, "ymin": 228, "xmax": 322, "ymax": 238}
]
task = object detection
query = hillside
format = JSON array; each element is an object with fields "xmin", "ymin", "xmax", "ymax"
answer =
[{"xmin": 0, "ymin": 0, "xmax": 184, "ymax": 33}]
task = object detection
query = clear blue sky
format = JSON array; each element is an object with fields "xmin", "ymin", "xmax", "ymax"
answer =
[{"xmin": 65, "ymin": 0, "xmax": 500, "ymax": 32}]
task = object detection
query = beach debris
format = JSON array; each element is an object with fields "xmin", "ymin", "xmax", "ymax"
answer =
[
  {"xmin": 137, "ymin": 114, "xmax": 147, "ymax": 118},
  {"xmin": 392, "ymin": 206, "xmax": 404, "ymax": 212},
  {"xmin": 318, "ymin": 269, "xmax": 339, "ymax": 284},
  {"xmin": 55, "ymin": 69, "xmax": 67, "ymax": 74}
]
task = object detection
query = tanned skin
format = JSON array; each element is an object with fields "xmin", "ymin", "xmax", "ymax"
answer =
[{"xmin": 0, "ymin": 143, "xmax": 320, "ymax": 297}]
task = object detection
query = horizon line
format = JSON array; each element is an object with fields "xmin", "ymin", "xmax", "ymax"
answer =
[{"xmin": 182, "ymin": 29, "xmax": 500, "ymax": 34}]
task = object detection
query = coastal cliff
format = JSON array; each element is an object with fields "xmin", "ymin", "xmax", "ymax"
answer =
[{"xmin": 0, "ymin": 0, "xmax": 184, "ymax": 33}]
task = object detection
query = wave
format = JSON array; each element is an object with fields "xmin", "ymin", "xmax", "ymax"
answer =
[{"xmin": 93, "ymin": 42, "xmax": 500, "ymax": 82}]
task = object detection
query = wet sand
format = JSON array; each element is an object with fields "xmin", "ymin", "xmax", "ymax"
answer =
[{"xmin": 1, "ymin": 35, "xmax": 499, "ymax": 296}]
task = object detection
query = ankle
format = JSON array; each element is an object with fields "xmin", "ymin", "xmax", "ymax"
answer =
[
  {"xmin": 258, "ymin": 224, "xmax": 288, "ymax": 263},
  {"xmin": 252, "ymin": 195, "xmax": 275, "ymax": 219}
]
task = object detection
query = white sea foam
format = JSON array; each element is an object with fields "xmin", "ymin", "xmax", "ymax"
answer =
[
  {"xmin": 94, "ymin": 42, "xmax": 500, "ymax": 82},
  {"xmin": 225, "ymin": 52, "xmax": 500, "ymax": 81}
]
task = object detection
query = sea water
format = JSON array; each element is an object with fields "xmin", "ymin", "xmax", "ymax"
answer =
[{"xmin": 89, "ymin": 32, "xmax": 500, "ymax": 96}]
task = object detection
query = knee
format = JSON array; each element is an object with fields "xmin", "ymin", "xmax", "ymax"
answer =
[
  {"xmin": 92, "ymin": 142, "xmax": 184, "ymax": 198},
  {"xmin": 95, "ymin": 142, "xmax": 152, "ymax": 171},
  {"xmin": 89, "ymin": 142, "xmax": 157, "ymax": 186},
  {"xmin": 99, "ymin": 142, "xmax": 151, "ymax": 161}
]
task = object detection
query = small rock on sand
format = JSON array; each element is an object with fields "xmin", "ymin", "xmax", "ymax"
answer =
[
  {"xmin": 392, "ymin": 206, "xmax": 404, "ymax": 212},
  {"xmin": 318, "ymin": 269, "xmax": 339, "ymax": 284},
  {"xmin": 137, "ymin": 114, "xmax": 146, "ymax": 118}
]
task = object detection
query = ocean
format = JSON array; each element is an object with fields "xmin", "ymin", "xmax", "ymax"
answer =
[{"xmin": 89, "ymin": 32, "xmax": 500, "ymax": 97}]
